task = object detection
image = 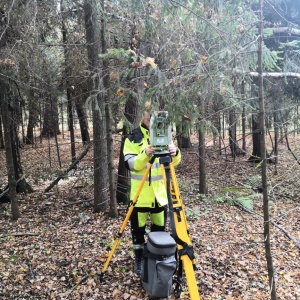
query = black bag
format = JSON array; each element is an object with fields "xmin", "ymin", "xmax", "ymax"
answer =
[{"xmin": 142, "ymin": 232, "xmax": 177, "ymax": 298}]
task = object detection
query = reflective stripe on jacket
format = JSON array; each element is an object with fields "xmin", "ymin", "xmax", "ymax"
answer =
[{"xmin": 123, "ymin": 122, "xmax": 181, "ymax": 208}]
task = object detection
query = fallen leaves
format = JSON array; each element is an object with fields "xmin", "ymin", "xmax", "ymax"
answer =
[{"xmin": 0, "ymin": 134, "xmax": 300, "ymax": 299}]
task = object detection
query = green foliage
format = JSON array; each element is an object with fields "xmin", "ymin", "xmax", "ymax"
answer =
[
  {"xmin": 212, "ymin": 194, "xmax": 226, "ymax": 204},
  {"xmin": 283, "ymin": 40, "xmax": 300, "ymax": 49},
  {"xmin": 99, "ymin": 48, "xmax": 130, "ymax": 61},
  {"xmin": 263, "ymin": 28, "xmax": 275, "ymax": 37},
  {"xmin": 99, "ymin": 238, "xmax": 114, "ymax": 249},
  {"xmin": 104, "ymin": 0, "xmax": 275, "ymax": 135},
  {"xmin": 186, "ymin": 208, "xmax": 200, "ymax": 217},
  {"xmin": 211, "ymin": 186, "xmax": 261, "ymax": 211},
  {"xmin": 262, "ymin": 46, "xmax": 283, "ymax": 71},
  {"xmin": 228, "ymin": 196, "xmax": 254, "ymax": 210},
  {"xmin": 122, "ymin": 115, "xmax": 134, "ymax": 135},
  {"xmin": 119, "ymin": 266, "xmax": 127, "ymax": 273}
]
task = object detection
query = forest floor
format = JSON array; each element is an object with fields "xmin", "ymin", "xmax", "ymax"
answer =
[{"xmin": 0, "ymin": 131, "xmax": 300, "ymax": 300}]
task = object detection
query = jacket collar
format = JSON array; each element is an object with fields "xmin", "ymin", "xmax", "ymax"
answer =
[{"xmin": 140, "ymin": 122, "xmax": 149, "ymax": 137}]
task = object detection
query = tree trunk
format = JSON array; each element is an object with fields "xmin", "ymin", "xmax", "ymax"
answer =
[
  {"xmin": 67, "ymin": 88, "xmax": 76, "ymax": 162},
  {"xmin": 176, "ymin": 121, "xmax": 192, "ymax": 149},
  {"xmin": 0, "ymin": 79, "xmax": 20, "ymax": 220},
  {"xmin": 0, "ymin": 115, "xmax": 5, "ymax": 149},
  {"xmin": 26, "ymin": 89, "xmax": 38, "ymax": 145},
  {"xmin": 297, "ymin": 105, "xmax": 299, "ymax": 134},
  {"xmin": 74, "ymin": 96, "xmax": 90, "ymax": 143},
  {"xmin": 1, "ymin": 80, "xmax": 33, "ymax": 194},
  {"xmin": 26, "ymin": 110, "xmax": 35, "ymax": 144},
  {"xmin": 249, "ymin": 113, "xmax": 261, "ymax": 162},
  {"xmin": 60, "ymin": 102, "xmax": 65, "ymax": 139},
  {"xmin": 218, "ymin": 112, "xmax": 222, "ymax": 155},
  {"xmin": 106, "ymin": 103, "xmax": 118, "ymax": 217},
  {"xmin": 62, "ymin": 14, "xmax": 76, "ymax": 162},
  {"xmin": 41, "ymin": 96, "xmax": 60, "ymax": 137},
  {"xmin": 0, "ymin": 8, "xmax": 32, "ymax": 195},
  {"xmin": 258, "ymin": 1, "xmax": 277, "ymax": 298},
  {"xmin": 274, "ymin": 112, "xmax": 279, "ymax": 175},
  {"xmin": 116, "ymin": 20, "xmax": 147, "ymax": 205},
  {"xmin": 100, "ymin": 0, "xmax": 118, "ymax": 218},
  {"xmin": 84, "ymin": 0, "xmax": 109, "ymax": 213},
  {"xmin": 241, "ymin": 80, "xmax": 246, "ymax": 152},
  {"xmin": 229, "ymin": 108, "xmax": 237, "ymax": 159},
  {"xmin": 115, "ymin": 22, "xmax": 142, "ymax": 204},
  {"xmin": 198, "ymin": 96, "xmax": 206, "ymax": 196},
  {"xmin": 19, "ymin": 95, "xmax": 26, "ymax": 144},
  {"xmin": 116, "ymin": 94, "xmax": 138, "ymax": 204}
]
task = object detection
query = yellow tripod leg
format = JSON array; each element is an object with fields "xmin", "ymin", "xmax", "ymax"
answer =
[
  {"xmin": 169, "ymin": 164, "xmax": 190, "ymax": 239},
  {"xmin": 181, "ymin": 255, "xmax": 200, "ymax": 299},
  {"xmin": 167, "ymin": 162, "xmax": 201, "ymax": 300},
  {"xmin": 99, "ymin": 162, "xmax": 153, "ymax": 279}
]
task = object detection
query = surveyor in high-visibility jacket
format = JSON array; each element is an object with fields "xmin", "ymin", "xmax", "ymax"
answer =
[{"xmin": 123, "ymin": 110, "xmax": 181, "ymax": 275}]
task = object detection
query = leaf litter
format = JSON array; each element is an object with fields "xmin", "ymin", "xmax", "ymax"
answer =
[{"xmin": 0, "ymin": 134, "xmax": 299, "ymax": 299}]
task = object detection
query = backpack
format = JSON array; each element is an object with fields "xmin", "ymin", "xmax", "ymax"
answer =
[{"xmin": 142, "ymin": 231, "xmax": 177, "ymax": 298}]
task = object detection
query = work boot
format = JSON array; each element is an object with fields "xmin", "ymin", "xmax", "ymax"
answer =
[{"xmin": 134, "ymin": 248, "xmax": 143, "ymax": 275}]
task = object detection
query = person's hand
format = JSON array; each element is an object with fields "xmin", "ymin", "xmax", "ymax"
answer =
[
  {"xmin": 168, "ymin": 144, "xmax": 177, "ymax": 156},
  {"xmin": 145, "ymin": 146, "xmax": 154, "ymax": 157}
]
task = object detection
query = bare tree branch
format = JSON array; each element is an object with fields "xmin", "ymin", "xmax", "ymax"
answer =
[
  {"xmin": 234, "ymin": 70, "xmax": 300, "ymax": 78},
  {"xmin": 44, "ymin": 143, "xmax": 91, "ymax": 193},
  {"xmin": 267, "ymin": 27, "xmax": 300, "ymax": 36}
]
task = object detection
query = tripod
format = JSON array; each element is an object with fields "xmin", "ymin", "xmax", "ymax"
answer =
[{"xmin": 99, "ymin": 154, "xmax": 201, "ymax": 300}]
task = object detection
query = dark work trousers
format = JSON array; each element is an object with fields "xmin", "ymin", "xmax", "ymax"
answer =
[{"xmin": 130, "ymin": 200, "xmax": 167, "ymax": 246}]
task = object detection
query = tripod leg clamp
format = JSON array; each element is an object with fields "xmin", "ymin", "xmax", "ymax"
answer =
[{"xmin": 179, "ymin": 244, "xmax": 195, "ymax": 261}]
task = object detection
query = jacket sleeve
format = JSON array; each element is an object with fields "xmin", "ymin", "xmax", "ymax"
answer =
[
  {"xmin": 123, "ymin": 138, "xmax": 149, "ymax": 172},
  {"xmin": 171, "ymin": 148, "xmax": 181, "ymax": 167}
]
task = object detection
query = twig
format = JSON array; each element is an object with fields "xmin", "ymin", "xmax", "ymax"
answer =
[
  {"xmin": 1, "ymin": 232, "xmax": 39, "ymax": 238},
  {"xmin": 237, "ymin": 204, "xmax": 300, "ymax": 251},
  {"xmin": 62, "ymin": 274, "xmax": 88, "ymax": 299},
  {"xmin": 270, "ymin": 221, "xmax": 300, "ymax": 249},
  {"xmin": 0, "ymin": 188, "xmax": 9, "ymax": 199},
  {"xmin": 281, "ymin": 115, "xmax": 300, "ymax": 165},
  {"xmin": 0, "ymin": 174, "xmax": 26, "ymax": 199}
]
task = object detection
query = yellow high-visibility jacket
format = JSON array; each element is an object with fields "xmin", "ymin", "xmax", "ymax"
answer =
[{"xmin": 123, "ymin": 123, "xmax": 181, "ymax": 208}]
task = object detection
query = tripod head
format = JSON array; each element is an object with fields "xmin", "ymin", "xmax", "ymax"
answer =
[{"xmin": 150, "ymin": 111, "xmax": 172, "ymax": 155}]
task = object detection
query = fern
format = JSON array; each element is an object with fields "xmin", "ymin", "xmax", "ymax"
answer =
[{"xmin": 234, "ymin": 197, "xmax": 254, "ymax": 210}]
